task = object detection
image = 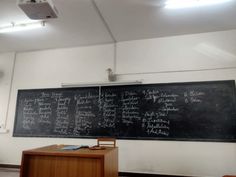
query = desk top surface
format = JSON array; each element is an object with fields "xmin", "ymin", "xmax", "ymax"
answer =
[{"xmin": 23, "ymin": 144, "xmax": 117, "ymax": 158}]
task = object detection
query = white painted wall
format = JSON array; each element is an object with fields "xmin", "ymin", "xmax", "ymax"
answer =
[
  {"xmin": 117, "ymin": 29, "xmax": 236, "ymax": 75},
  {"xmin": 0, "ymin": 30, "xmax": 236, "ymax": 177},
  {"xmin": 0, "ymin": 52, "xmax": 15, "ymax": 129}
]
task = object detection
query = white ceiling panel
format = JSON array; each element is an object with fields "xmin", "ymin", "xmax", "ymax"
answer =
[
  {"xmin": 0, "ymin": 0, "xmax": 236, "ymax": 52},
  {"xmin": 0, "ymin": 0, "xmax": 113, "ymax": 52},
  {"xmin": 95, "ymin": 0, "xmax": 236, "ymax": 41}
]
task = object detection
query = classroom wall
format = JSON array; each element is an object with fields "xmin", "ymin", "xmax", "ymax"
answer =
[
  {"xmin": 0, "ymin": 52, "xmax": 15, "ymax": 128},
  {"xmin": 0, "ymin": 30, "xmax": 236, "ymax": 177},
  {"xmin": 0, "ymin": 44, "xmax": 114, "ymax": 165},
  {"xmin": 116, "ymin": 29, "xmax": 236, "ymax": 177}
]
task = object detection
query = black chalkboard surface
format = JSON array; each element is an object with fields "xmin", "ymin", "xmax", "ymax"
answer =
[{"xmin": 13, "ymin": 80, "xmax": 236, "ymax": 142}]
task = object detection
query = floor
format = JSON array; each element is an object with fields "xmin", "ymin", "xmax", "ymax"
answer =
[
  {"xmin": 0, "ymin": 168, "xmax": 19, "ymax": 177},
  {"xmin": 0, "ymin": 168, "xmax": 128, "ymax": 177}
]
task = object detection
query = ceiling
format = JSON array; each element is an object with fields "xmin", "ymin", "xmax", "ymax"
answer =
[{"xmin": 0, "ymin": 0, "xmax": 236, "ymax": 52}]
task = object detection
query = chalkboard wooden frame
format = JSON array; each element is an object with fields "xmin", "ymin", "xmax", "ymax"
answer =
[{"xmin": 13, "ymin": 80, "xmax": 236, "ymax": 142}]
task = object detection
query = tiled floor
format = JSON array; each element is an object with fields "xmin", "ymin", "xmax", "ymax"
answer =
[{"xmin": 0, "ymin": 168, "xmax": 19, "ymax": 177}]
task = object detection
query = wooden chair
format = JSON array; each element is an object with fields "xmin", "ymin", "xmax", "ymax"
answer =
[
  {"xmin": 97, "ymin": 138, "xmax": 116, "ymax": 147},
  {"xmin": 223, "ymin": 175, "xmax": 236, "ymax": 177}
]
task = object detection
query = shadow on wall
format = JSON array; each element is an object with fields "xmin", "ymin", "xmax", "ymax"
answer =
[{"xmin": 0, "ymin": 71, "xmax": 4, "ymax": 79}]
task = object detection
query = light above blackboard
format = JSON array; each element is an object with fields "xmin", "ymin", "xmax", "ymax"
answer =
[{"xmin": 61, "ymin": 80, "xmax": 143, "ymax": 87}]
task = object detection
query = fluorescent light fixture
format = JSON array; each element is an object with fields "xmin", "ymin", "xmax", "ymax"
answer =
[
  {"xmin": 61, "ymin": 80, "xmax": 143, "ymax": 88},
  {"xmin": 165, "ymin": 0, "xmax": 233, "ymax": 9},
  {"xmin": 0, "ymin": 21, "xmax": 45, "ymax": 33}
]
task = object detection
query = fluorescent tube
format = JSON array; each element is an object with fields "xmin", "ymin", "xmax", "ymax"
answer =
[
  {"xmin": 0, "ymin": 21, "xmax": 45, "ymax": 33},
  {"xmin": 61, "ymin": 80, "xmax": 143, "ymax": 87},
  {"xmin": 165, "ymin": 0, "xmax": 233, "ymax": 9}
]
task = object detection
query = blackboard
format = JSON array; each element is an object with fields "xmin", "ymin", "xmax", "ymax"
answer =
[{"xmin": 13, "ymin": 80, "xmax": 236, "ymax": 142}]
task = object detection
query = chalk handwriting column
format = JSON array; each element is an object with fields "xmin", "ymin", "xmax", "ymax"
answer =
[
  {"xmin": 53, "ymin": 93, "xmax": 71, "ymax": 134},
  {"xmin": 100, "ymin": 92, "xmax": 118, "ymax": 129},
  {"xmin": 121, "ymin": 91, "xmax": 141, "ymax": 125},
  {"xmin": 142, "ymin": 89, "xmax": 179, "ymax": 137},
  {"xmin": 22, "ymin": 98, "xmax": 37, "ymax": 130},
  {"xmin": 73, "ymin": 92, "xmax": 98, "ymax": 135},
  {"xmin": 37, "ymin": 92, "xmax": 52, "ymax": 125}
]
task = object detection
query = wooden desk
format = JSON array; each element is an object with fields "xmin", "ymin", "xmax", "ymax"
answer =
[{"xmin": 20, "ymin": 145, "xmax": 118, "ymax": 177}]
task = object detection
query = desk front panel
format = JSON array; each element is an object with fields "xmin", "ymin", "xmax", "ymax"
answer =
[{"xmin": 22, "ymin": 155, "xmax": 103, "ymax": 177}]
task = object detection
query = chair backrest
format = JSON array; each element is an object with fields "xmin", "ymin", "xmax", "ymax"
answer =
[
  {"xmin": 97, "ymin": 138, "xmax": 116, "ymax": 147},
  {"xmin": 223, "ymin": 175, "xmax": 236, "ymax": 177}
]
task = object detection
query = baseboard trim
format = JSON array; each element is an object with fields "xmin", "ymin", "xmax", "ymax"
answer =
[
  {"xmin": 119, "ymin": 172, "xmax": 191, "ymax": 177},
  {"xmin": 0, "ymin": 164, "xmax": 191, "ymax": 177},
  {"xmin": 0, "ymin": 164, "xmax": 20, "ymax": 169}
]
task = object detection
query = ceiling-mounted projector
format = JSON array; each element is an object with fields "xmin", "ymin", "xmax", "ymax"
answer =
[{"xmin": 17, "ymin": 0, "xmax": 58, "ymax": 20}]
